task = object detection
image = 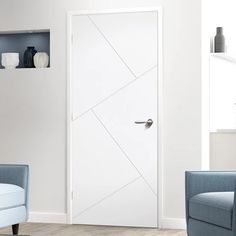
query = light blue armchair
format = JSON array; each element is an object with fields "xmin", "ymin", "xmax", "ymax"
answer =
[
  {"xmin": 186, "ymin": 171, "xmax": 236, "ymax": 236},
  {"xmin": 0, "ymin": 165, "xmax": 29, "ymax": 235}
]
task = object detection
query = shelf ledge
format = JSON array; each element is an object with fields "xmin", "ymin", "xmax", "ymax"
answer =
[
  {"xmin": 210, "ymin": 129, "xmax": 236, "ymax": 133},
  {"xmin": 211, "ymin": 53, "xmax": 236, "ymax": 64}
]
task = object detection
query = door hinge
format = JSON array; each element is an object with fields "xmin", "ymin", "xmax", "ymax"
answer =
[
  {"xmin": 71, "ymin": 113, "xmax": 74, "ymax": 121},
  {"xmin": 71, "ymin": 191, "xmax": 74, "ymax": 200}
]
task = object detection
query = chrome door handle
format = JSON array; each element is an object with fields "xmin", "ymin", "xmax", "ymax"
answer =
[{"xmin": 135, "ymin": 119, "xmax": 153, "ymax": 127}]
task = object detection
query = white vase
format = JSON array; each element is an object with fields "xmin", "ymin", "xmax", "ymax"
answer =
[
  {"xmin": 33, "ymin": 52, "xmax": 49, "ymax": 68},
  {"xmin": 1, "ymin": 53, "xmax": 19, "ymax": 69}
]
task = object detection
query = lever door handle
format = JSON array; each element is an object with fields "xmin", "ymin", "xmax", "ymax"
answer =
[{"xmin": 135, "ymin": 119, "xmax": 153, "ymax": 127}]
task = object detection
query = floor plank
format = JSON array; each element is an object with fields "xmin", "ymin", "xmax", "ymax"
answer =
[{"xmin": 0, "ymin": 223, "xmax": 187, "ymax": 236}]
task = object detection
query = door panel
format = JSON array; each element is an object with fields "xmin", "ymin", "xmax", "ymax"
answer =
[
  {"xmin": 94, "ymin": 67, "xmax": 158, "ymax": 194},
  {"xmin": 90, "ymin": 12, "xmax": 158, "ymax": 77},
  {"xmin": 73, "ymin": 178, "xmax": 158, "ymax": 227},
  {"xmin": 71, "ymin": 10, "xmax": 159, "ymax": 227},
  {"xmin": 72, "ymin": 15, "xmax": 135, "ymax": 117},
  {"xmin": 72, "ymin": 111, "xmax": 140, "ymax": 217}
]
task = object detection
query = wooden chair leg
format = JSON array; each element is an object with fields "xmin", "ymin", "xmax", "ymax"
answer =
[{"xmin": 12, "ymin": 224, "xmax": 19, "ymax": 235}]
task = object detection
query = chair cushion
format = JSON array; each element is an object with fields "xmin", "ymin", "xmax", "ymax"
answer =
[
  {"xmin": 189, "ymin": 192, "xmax": 234, "ymax": 229},
  {"xmin": 0, "ymin": 183, "xmax": 25, "ymax": 210}
]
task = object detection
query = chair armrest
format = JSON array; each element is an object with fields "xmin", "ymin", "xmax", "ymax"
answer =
[
  {"xmin": 0, "ymin": 164, "xmax": 29, "ymax": 208},
  {"xmin": 185, "ymin": 171, "xmax": 236, "ymax": 224}
]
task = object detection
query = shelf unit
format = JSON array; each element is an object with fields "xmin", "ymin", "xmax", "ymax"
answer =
[
  {"xmin": 0, "ymin": 29, "xmax": 50, "ymax": 69},
  {"xmin": 210, "ymin": 52, "xmax": 236, "ymax": 133}
]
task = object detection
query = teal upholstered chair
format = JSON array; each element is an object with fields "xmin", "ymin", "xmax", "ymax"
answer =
[
  {"xmin": 0, "ymin": 165, "xmax": 29, "ymax": 235},
  {"xmin": 186, "ymin": 171, "xmax": 236, "ymax": 236}
]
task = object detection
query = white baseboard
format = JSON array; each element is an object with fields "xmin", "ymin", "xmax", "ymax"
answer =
[
  {"xmin": 160, "ymin": 218, "xmax": 186, "ymax": 230},
  {"xmin": 28, "ymin": 212, "xmax": 185, "ymax": 230},
  {"xmin": 28, "ymin": 212, "xmax": 67, "ymax": 224}
]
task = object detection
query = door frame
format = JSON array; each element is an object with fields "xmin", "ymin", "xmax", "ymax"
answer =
[{"xmin": 67, "ymin": 7, "xmax": 163, "ymax": 227}]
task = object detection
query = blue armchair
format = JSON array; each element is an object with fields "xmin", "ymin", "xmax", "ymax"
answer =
[
  {"xmin": 0, "ymin": 165, "xmax": 29, "ymax": 235},
  {"xmin": 185, "ymin": 171, "xmax": 236, "ymax": 236}
]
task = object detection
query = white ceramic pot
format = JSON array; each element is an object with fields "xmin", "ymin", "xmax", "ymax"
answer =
[
  {"xmin": 33, "ymin": 52, "xmax": 49, "ymax": 68},
  {"xmin": 1, "ymin": 53, "xmax": 19, "ymax": 69}
]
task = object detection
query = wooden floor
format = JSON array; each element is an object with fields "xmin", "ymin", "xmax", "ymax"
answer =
[{"xmin": 0, "ymin": 223, "xmax": 186, "ymax": 236}]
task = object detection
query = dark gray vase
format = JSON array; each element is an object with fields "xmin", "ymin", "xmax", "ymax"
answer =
[
  {"xmin": 214, "ymin": 27, "xmax": 225, "ymax": 53},
  {"xmin": 24, "ymin": 46, "xmax": 37, "ymax": 68}
]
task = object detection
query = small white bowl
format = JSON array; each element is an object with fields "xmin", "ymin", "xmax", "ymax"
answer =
[{"xmin": 1, "ymin": 53, "xmax": 19, "ymax": 69}]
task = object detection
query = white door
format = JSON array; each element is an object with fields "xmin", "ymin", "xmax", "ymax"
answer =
[{"xmin": 70, "ymin": 9, "xmax": 160, "ymax": 227}]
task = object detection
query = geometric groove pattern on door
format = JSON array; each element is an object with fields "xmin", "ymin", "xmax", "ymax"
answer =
[
  {"xmin": 72, "ymin": 12, "xmax": 158, "ymax": 227},
  {"xmin": 72, "ymin": 13, "xmax": 158, "ymax": 120},
  {"xmin": 72, "ymin": 66, "xmax": 157, "ymax": 220},
  {"xmin": 72, "ymin": 15, "xmax": 135, "ymax": 118},
  {"xmin": 73, "ymin": 176, "xmax": 142, "ymax": 219},
  {"xmin": 89, "ymin": 12, "xmax": 158, "ymax": 77},
  {"xmin": 92, "ymin": 106, "xmax": 157, "ymax": 196},
  {"xmin": 73, "ymin": 64, "xmax": 157, "ymax": 121},
  {"xmin": 72, "ymin": 110, "xmax": 140, "ymax": 217},
  {"xmin": 93, "ymin": 67, "xmax": 158, "ymax": 195},
  {"xmin": 73, "ymin": 178, "xmax": 158, "ymax": 227}
]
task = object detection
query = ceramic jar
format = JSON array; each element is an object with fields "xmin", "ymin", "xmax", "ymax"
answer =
[
  {"xmin": 1, "ymin": 53, "xmax": 19, "ymax": 69},
  {"xmin": 24, "ymin": 46, "xmax": 37, "ymax": 68},
  {"xmin": 33, "ymin": 52, "xmax": 49, "ymax": 68}
]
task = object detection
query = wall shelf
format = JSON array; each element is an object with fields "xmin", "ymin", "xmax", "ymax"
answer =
[
  {"xmin": 211, "ymin": 53, "xmax": 236, "ymax": 64},
  {"xmin": 210, "ymin": 129, "xmax": 236, "ymax": 133},
  {"xmin": 0, "ymin": 67, "xmax": 50, "ymax": 72},
  {"xmin": 0, "ymin": 29, "xmax": 50, "ymax": 69}
]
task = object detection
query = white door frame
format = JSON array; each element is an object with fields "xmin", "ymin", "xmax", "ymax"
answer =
[{"xmin": 67, "ymin": 7, "xmax": 163, "ymax": 227}]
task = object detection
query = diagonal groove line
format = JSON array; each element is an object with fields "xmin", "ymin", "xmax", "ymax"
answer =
[
  {"xmin": 72, "ymin": 64, "xmax": 157, "ymax": 121},
  {"xmin": 73, "ymin": 176, "xmax": 142, "ymax": 219},
  {"xmin": 91, "ymin": 109, "xmax": 157, "ymax": 197},
  {"xmin": 137, "ymin": 64, "xmax": 157, "ymax": 78},
  {"xmin": 87, "ymin": 15, "xmax": 138, "ymax": 79}
]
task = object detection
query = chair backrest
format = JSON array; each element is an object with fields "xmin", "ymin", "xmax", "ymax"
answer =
[{"xmin": 0, "ymin": 164, "xmax": 29, "ymax": 209}]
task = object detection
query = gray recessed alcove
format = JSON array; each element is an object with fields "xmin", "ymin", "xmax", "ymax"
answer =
[{"xmin": 0, "ymin": 29, "xmax": 50, "ymax": 69}]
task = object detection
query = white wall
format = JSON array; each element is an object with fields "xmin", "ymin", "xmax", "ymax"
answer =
[{"xmin": 0, "ymin": 0, "xmax": 202, "ymax": 227}]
